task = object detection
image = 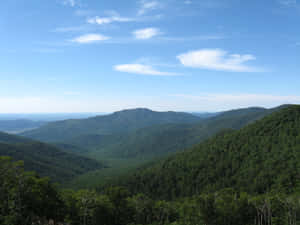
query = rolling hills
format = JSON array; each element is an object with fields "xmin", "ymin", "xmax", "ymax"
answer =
[
  {"xmin": 0, "ymin": 119, "xmax": 45, "ymax": 133},
  {"xmin": 122, "ymin": 105, "xmax": 300, "ymax": 199},
  {"xmin": 22, "ymin": 108, "xmax": 202, "ymax": 142},
  {"xmin": 81, "ymin": 106, "xmax": 285, "ymax": 159},
  {"xmin": 0, "ymin": 132, "xmax": 104, "ymax": 183}
]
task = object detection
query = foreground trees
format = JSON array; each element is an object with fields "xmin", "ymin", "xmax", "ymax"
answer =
[
  {"xmin": 0, "ymin": 157, "xmax": 64, "ymax": 225},
  {"xmin": 1, "ymin": 157, "xmax": 299, "ymax": 225}
]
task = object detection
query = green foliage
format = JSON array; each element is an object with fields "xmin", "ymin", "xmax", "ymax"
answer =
[
  {"xmin": 0, "ymin": 131, "xmax": 33, "ymax": 144},
  {"xmin": 0, "ymin": 157, "xmax": 64, "ymax": 225},
  {"xmin": 123, "ymin": 105, "xmax": 300, "ymax": 199},
  {"xmin": 2, "ymin": 105, "xmax": 300, "ymax": 225},
  {"xmin": 0, "ymin": 132, "xmax": 104, "ymax": 183}
]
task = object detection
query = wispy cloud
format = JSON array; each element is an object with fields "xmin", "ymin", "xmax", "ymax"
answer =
[
  {"xmin": 184, "ymin": 0, "xmax": 192, "ymax": 4},
  {"xmin": 114, "ymin": 64, "xmax": 181, "ymax": 76},
  {"xmin": 71, "ymin": 34, "xmax": 110, "ymax": 44},
  {"xmin": 53, "ymin": 26, "xmax": 90, "ymax": 33},
  {"xmin": 278, "ymin": 0, "xmax": 297, "ymax": 7},
  {"xmin": 138, "ymin": 0, "xmax": 162, "ymax": 15},
  {"xmin": 177, "ymin": 49, "xmax": 261, "ymax": 72},
  {"xmin": 87, "ymin": 15, "xmax": 134, "ymax": 25},
  {"xmin": 63, "ymin": 0, "xmax": 76, "ymax": 7},
  {"xmin": 160, "ymin": 35, "xmax": 224, "ymax": 41},
  {"xmin": 133, "ymin": 27, "xmax": 161, "ymax": 39}
]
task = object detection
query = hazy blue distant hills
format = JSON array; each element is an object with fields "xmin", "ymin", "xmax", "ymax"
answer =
[
  {"xmin": 0, "ymin": 112, "xmax": 105, "ymax": 121},
  {"xmin": 0, "ymin": 131, "xmax": 34, "ymax": 144},
  {"xmin": 123, "ymin": 105, "xmax": 300, "ymax": 199},
  {"xmin": 0, "ymin": 119, "xmax": 46, "ymax": 133},
  {"xmin": 0, "ymin": 132, "xmax": 104, "ymax": 182},
  {"xmin": 191, "ymin": 112, "xmax": 220, "ymax": 118},
  {"xmin": 22, "ymin": 108, "xmax": 202, "ymax": 142}
]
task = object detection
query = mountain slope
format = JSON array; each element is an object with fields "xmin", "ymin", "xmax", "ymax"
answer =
[
  {"xmin": 91, "ymin": 106, "xmax": 282, "ymax": 159},
  {"xmin": 0, "ymin": 119, "xmax": 45, "ymax": 133},
  {"xmin": 0, "ymin": 132, "xmax": 104, "ymax": 183},
  {"xmin": 0, "ymin": 131, "xmax": 33, "ymax": 144},
  {"xmin": 123, "ymin": 105, "xmax": 300, "ymax": 199},
  {"xmin": 22, "ymin": 108, "xmax": 201, "ymax": 142}
]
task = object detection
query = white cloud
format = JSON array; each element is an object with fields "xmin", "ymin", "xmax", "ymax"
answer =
[
  {"xmin": 138, "ymin": 0, "xmax": 162, "ymax": 15},
  {"xmin": 63, "ymin": 0, "xmax": 76, "ymax": 7},
  {"xmin": 177, "ymin": 49, "xmax": 260, "ymax": 72},
  {"xmin": 87, "ymin": 16, "xmax": 134, "ymax": 25},
  {"xmin": 114, "ymin": 64, "xmax": 180, "ymax": 76},
  {"xmin": 71, "ymin": 34, "xmax": 110, "ymax": 44},
  {"xmin": 133, "ymin": 28, "xmax": 161, "ymax": 39},
  {"xmin": 278, "ymin": 0, "xmax": 297, "ymax": 6}
]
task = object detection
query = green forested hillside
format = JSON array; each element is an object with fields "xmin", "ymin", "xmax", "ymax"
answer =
[
  {"xmin": 21, "ymin": 108, "xmax": 201, "ymax": 142},
  {"xmin": 89, "ymin": 106, "xmax": 282, "ymax": 159},
  {"xmin": 0, "ymin": 132, "xmax": 104, "ymax": 183},
  {"xmin": 123, "ymin": 105, "xmax": 300, "ymax": 200},
  {"xmin": 0, "ymin": 131, "xmax": 33, "ymax": 144}
]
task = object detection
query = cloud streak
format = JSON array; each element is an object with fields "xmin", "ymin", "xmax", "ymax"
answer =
[
  {"xmin": 87, "ymin": 15, "xmax": 134, "ymax": 25},
  {"xmin": 278, "ymin": 0, "xmax": 297, "ymax": 7},
  {"xmin": 71, "ymin": 34, "xmax": 110, "ymax": 43},
  {"xmin": 63, "ymin": 0, "xmax": 76, "ymax": 7},
  {"xmin": 114, "ymin": 64, "xmax": 180, "ymax": 76},
  {"xmin": 138, "ymin": 0, "xmax": 162, "ymax": 15},
  {"xmin": 177, "ymin": 49, "xmax": 261, "ymax": 72},
  {"xmin": 133, "ymin": 28, "xmax": 161, "ymax": 39}
]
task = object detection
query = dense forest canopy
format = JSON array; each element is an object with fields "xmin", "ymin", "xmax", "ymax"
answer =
[
  {"xmin": 122, "ymin": 105, "xmax": 300, "ymax": 199},
  {"xmin": 0, "ymin": 132, "xmax": 104, "ymax": 183}
]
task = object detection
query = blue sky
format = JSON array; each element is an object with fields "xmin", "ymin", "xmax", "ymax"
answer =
[{"xmin": 0, "ymin": 0, "xmax": 299, "ymax": 113}]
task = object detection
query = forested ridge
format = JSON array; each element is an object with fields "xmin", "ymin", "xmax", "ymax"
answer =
[
  {"xmin": 22, "ymin": 108, "xmax": 201, "ymax": 142},
  {"xmin": 1, "ymin": 105, "xmax": 300, "ymax": 225},
  {"xmin": 96, "ymin": 106, "xmax": 281, "ymax": 159},
  {"xmin": 0, "ymin": 132, "xmax": 104, "ymax": 183},
  {"xmin": 123, "ymin": 105, "xmax": 300, "ymax": 199}
]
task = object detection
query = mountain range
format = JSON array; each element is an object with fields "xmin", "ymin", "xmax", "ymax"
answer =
[{"xmin": 22, "ymin": 106, "xmax": 287, "ymax": 161}]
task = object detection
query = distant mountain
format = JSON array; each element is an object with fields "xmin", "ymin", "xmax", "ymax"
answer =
[
  {"xmin": 0, "ymin": 113, "xmax": 106, "ymax": 121},
  {"xmin": 0, "ymin": 131, "xmax": 33, "ymax": 144},
  {"xmin": 191, "ymin": 112, "xmax": 220, "ymax": 118},
  {"xmin": 88, "ymin": 106, "xmax": 283, "ymax": 159},
  {"xmin": 0, "ymin": 119, "xmax": 46, "ymax": 133},
  {"xmin": 122, "ymin": 105, "xmax": 300, "ymax": 200},
  {"xmin": 22, "ymin": 108, "xmax": 202, "ymax": 142},
  {"xmin": 0, "ymin": 132, "xmax": 104, "ymax": 183}
]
